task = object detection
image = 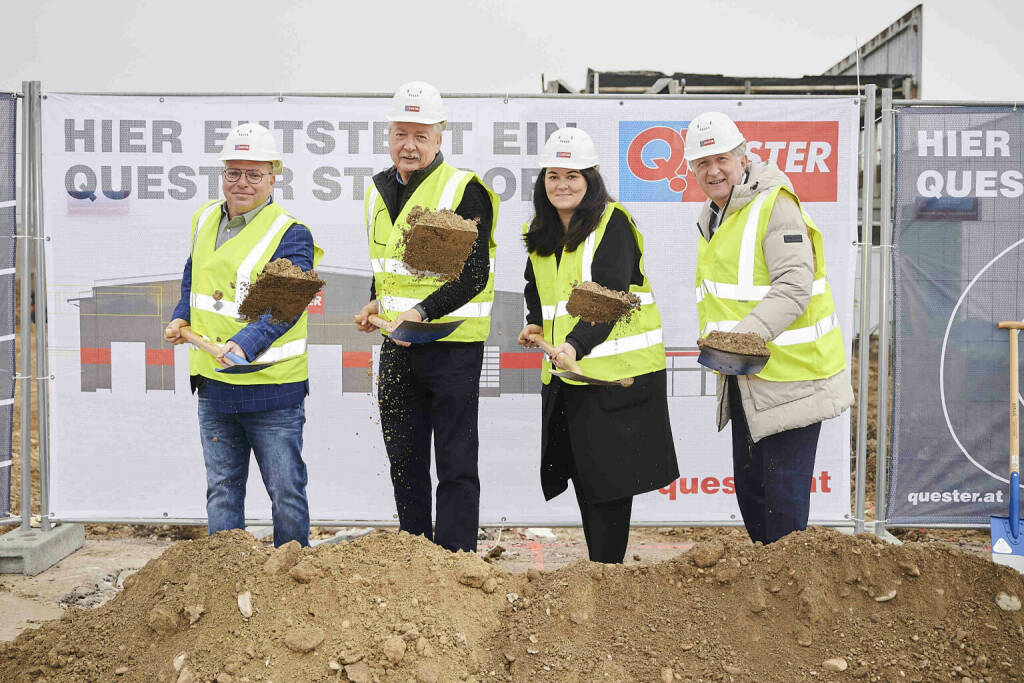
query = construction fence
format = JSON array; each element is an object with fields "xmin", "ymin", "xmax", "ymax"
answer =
[
  {"xmin": 0, "ymin": 93, "xmax": 14, "ymax": 518},
  {"xmin": 18, "ymin": 86, "xmax": 1020, "ymax": 532}
]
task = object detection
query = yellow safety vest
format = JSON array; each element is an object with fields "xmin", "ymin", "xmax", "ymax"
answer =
[
  {"xmin": 364, "ymin": 162, "xmax": 499, "ymax": 343},
  {"xmin": 695, "ymin": 186, "xmax": 846, "ymax": 382},
  {"xmin": 524, "ymin": 203, "xmax": 666, "ymax": 385},
  {"xmin": 188, "ymin": 200, "xmax": 324, "ymax": 384}
]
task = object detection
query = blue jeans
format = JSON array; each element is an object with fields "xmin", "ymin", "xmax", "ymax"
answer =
[{"xmin": 198, "ymin": 399, "xmax": 309, "ymax": 547}]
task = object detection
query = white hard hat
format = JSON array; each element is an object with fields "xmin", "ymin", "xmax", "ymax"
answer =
[
  {"xmin": 538, "ymin": 127, "xmax": 599, "ymax": 170},
  {"xmin": 387, "ymin": 81, "xmax": 447, "ymax": 124},
  {"xmin": 219, "ymin": 123, "xmax": 283, "ymax": 174},
  {"xmin": 683, "ymin": 112, "xmax": 746, "ymax": 162}
]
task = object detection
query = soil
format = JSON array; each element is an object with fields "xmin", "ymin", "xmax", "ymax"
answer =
[
  {"xmin": 400, "ymin": 207, "xmax": 477, "ymax": 281},
  {"xmin": 2, "ymin": 527, "xmax": 1023, "ymax": 682},
  {"xmin": 566, "ymin": 281, "xmax": 640, "ymax": 325},
  {"xmin": 698, "ymin": 331, "xmax": 771, "ymax": 357},
  {"xmin": 237, "ymin": 259, "xmax": 325, "ymax": 324}
]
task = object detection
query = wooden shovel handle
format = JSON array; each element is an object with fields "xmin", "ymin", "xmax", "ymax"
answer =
[
  {"xmin": 999, "ymin": 321, "xmax": 1024, "ymax": 330},
  {"xmin": 528, "ymin": 333, "xmax": 585, "ymax": 375},
  {"xmin": 368, "ymin": 315, "xmax": 392, "ymax": 331},
  {"xmin": 179, "ymin": 325, "xmax": 221, "ymax": 357},
  {"xmin": 1008, "ymin": 325, "xmax": 1020, "ymax": 476}
]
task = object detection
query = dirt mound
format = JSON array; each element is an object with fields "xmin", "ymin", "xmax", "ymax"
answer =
[
  {"xmin": 237, "ymin": 258, "xmax": 325, "ymax": 323},
  {"xmin": 566, "ymin": 281, "xmax": 640, "ymax": 324},
  {"xmin": 401, "ymin": 207, "xmax": 478, "ymax": 281},
  {"xmin": 3, "ymin": 527, "xmax": 1023, "ymax": 682}
]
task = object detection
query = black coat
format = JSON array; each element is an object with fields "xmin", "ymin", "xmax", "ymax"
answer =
[
  {"xmin": 528, "ymin": 205, "xmax": 679, "ymax": 499},
  {"xmin": 540, "ymin": 370, "xmax": 678, "ymax": 503},
  {"xmin": 524, "ymin": 205, "xmax": 678, "ymax": 504}
]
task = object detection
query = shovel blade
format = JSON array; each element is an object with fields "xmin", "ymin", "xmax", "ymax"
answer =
[
  {"xmin": 697, "ymin": 346, "xmax": 769, "ymax": 376},
  {"xmin": 390, "ymin": 319, "xmax": 463, "ymax": 344},
  {"xmin": 215, "ymin": 351, "xmax": 274, "ymax": 374},
  {"xmin": 550, "ymin": 369, "xmax": 631, "ymax": 388},
  {"xmin": 990, "ymin": 514, "xmax": 1024, "ymax": 573}
]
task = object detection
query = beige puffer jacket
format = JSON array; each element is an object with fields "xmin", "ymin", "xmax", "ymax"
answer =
[{"xmin": 696, "ymin": 161, "xmax": 854, "ymax": 442}]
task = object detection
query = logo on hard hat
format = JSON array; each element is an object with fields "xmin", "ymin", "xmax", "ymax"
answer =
[
  {"xmin": 405, "ymin": 105, "xmax": 420, "ymax": 112},
  {"xmin": 235, "ymin": 144, "xmax": 250, "ymax": 151},
  {"xmin": 699, "ymin": 138, "xmax": 715, "ymax": 148},
  {"xmin": 556, "ymin": 151, "xmax": 572, "ymax": 158}
]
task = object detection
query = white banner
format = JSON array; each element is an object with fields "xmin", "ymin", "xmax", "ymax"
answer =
[{"xmin": 41, "ymin": 94, "xmax": 859, "ymax": 524}]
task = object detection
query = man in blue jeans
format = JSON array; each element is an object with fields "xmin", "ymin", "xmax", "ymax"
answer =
[{"xmin": 164, "ymin": 123, "xmax": 322, "ymax": 547}]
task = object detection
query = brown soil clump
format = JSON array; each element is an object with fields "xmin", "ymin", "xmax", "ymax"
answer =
[
  {"xmin": 566, "ymin": 281, "xmax": 641, "ymax": 324},
  {"xmin": 3, "ymin": 527, "xmax": 1024, "ymax": 682},
  {"xmin": 237, "ymin": 258, "xmax": 325, "ymax": 323},
  {"xmin": 401, "ymin": 206, "xmax": 478, "ymax": 281},
  {"xmin": 699, "ymin": 330, "xmax": 770, "ymax": 356}
]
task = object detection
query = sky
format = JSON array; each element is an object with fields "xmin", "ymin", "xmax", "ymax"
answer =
[{"xmin": 2, "ymin": 0, "xmax": 1023, "ymax": 100}]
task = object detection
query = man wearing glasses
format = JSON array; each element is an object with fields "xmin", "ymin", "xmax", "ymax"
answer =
[{"xmin": 164, "ymin": 122, "xmax": 323, "ymax": 547}]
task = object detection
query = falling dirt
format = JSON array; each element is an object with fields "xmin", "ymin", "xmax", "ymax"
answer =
[
  {"xmin": 400, "ymin": 207, "xmax": 478, "ymax": 281},
  {"xmin": 566, "ymin": 281, "xmax": 640, "ymax": 325},
  {"xmin": 698, "ymin": 331, "xmax": 770, "ymax": 357},
  {"xmin": 2, "ymin": 527, "xmax": 1023, "ymax": 682},
  {"xmin": 236, "ymin": 258, "xmax": 325, "ymax": 324}
]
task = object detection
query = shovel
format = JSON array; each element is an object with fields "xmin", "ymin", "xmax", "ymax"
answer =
[
  {"xmin": 527, "ymin": 334, "xmax": 634, "ymax": 388},
  {"xmin": 179, "ymin": 326, "xmax": 274, "ymax": 374},
  {"xmin": 991, "ymin": 320, "xmax": 1024, "ymax": 572},
  {"xmin": 696, "ymin": 345, "xmax": 769, "ymax": 376},
  {"xmin": 368, "ymin": 314, "xmax": 462, "ymax": 344}
]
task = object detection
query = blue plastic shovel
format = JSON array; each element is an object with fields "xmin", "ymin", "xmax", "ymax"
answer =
[
  {"xmin": 179, "ymin": 326, "xmax": 273, "ymax": 375},
  {"xmin": 991, "ymin": 321, "xmax": 1024, "ymax": 572}
]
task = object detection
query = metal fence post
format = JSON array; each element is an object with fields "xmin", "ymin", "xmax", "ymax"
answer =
[
  {"xmin": 874, "ymin": 88, "xmax": 894, "ymax": 537},
  {"xmin": 854, "ymin": 84, "xmax": 877, "ymax": 534},
  {"xmin": 18, "ymin": 82, "xmax": 33, "ymax": 532},
  {"xmin": 28, "ymin": 82, "xmax": 50, "ymax": 533}
]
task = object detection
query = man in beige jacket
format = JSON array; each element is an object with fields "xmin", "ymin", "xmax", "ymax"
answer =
[{"xmin": 685, "ymin": 111, "xmax": 853, "ymax": 544}]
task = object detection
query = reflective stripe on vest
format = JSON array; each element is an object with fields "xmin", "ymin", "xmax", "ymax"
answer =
[
  {"xmin": 365, "ymin": 163, "xmax": 498, "ymax": 343},
  {"xmin": 372, "ymin": 257, "xmax": 496, "ymax": 277},
  {"xmin": 695, "ymin": 186, "xmax": 846, "ymax": 382},
  {"xmin": 701, "ymin": 312, "xmax": 839, "ymax": 347},
  {"xmin": 525, "ymin": 202, "xmax": 666, "ymax": 385}
]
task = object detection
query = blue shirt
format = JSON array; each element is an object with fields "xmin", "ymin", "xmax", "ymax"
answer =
[{"xmin": 172, "ymin": 201, "xmax": 315, "ymax": 413}]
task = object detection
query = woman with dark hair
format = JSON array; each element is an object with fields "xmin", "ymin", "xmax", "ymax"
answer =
[{"xmin": 517, "ymin": 128, "xmax": 679, "ymax": 563}]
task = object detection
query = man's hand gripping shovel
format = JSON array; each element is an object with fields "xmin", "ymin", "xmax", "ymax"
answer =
[{"xmin": 178, "ymin": 326, "xmax": 274, "ymax": 374}]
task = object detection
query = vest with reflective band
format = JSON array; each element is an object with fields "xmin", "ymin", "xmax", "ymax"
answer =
[
  {"xmin": 524, "ymin": 203, "xmax": 666, "ymax": 385},
  {"xmin": 364, "ymin": 163, "xmax": 499, "ymax": 343},
  {"xmin": 695, "ymin": 186, "xmax": 846, "ymax": 382},
  {"xmin": 188, "ymin": 200, "xmax": 324, "ymax": 384}
]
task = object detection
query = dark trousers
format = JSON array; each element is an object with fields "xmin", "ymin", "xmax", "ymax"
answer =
[
  {"xmin": 378, "ymin": 339, "xmax": 483, "ymax": 552},
  {"xmin": 550, "ymin": 385, "xmax": 634, "ymax": 563},
  {"xmin": 574, "ymin": 485, "xmax": 633, "ymax": 563},
  {"xmin": 728, "ymin": 377, "xmax": 822, "ymax": 545}
]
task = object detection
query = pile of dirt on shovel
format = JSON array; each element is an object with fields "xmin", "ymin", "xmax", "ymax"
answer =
[
  {"xmin": 401, "ymin": 207, "xmax": 478, "ymax": 281},
  {"xmin": 566, "ymin": 281, "xmax": 640, "ymax": 325},
  {"xmin": 237, "ymin": 258, "xmax": 325, "ymax": 323},
  {"xmin": 3, "ymin": 527, "xmax": 1024, "ymax": 682},
  {"xmin": 698, "ymin": 330, "xmax": 770, "ymax": 357}
]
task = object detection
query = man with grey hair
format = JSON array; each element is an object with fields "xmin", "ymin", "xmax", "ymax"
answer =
[
  {"xmin": 354, "ymin": 81, "xmax": 499, "ymax": 553},
  {"xmin": 684, "ymin": 111, "xmax": 853, "ymax": 545}
]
